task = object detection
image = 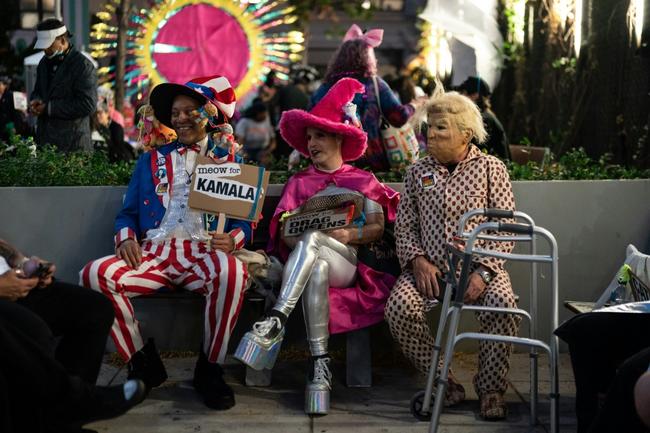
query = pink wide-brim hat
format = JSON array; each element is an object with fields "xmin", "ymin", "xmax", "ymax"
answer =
[{"xmin": 279, "ymin": 78, "xmax": 368, "ymax": 162}]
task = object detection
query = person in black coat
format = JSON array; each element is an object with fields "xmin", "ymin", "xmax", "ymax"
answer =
[
  {"xmin": 0, "ymin": 241, "xmax": 146, "ymax": 433},
  {"xmin": 0, "ymin": 238, "xmax": 115, "ymax": 386},
  {"xmin": 29, "ymin": 18, "xmax": 97, "ymax": 152},
  {"xmin": 92, "ymin": 103, "xmax": 135, "ymax": 162},
  {"xmin": 272, "ymin": 65, "xmax": 319, "ymax": 159},
  {"xmin": 457, "ymin": 76, "xmax": 510, "ymax": 160},
  {"xmin": 0, "ymin": 295, "xmax": 145, "ymax": 433},
  {"xmin": 556, "ymin": 311, "xmax": 650, "ymax": 433}
]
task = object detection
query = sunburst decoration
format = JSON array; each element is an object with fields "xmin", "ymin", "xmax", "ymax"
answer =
[{"xmin": 90, "ymin": 0, "xmax": 304, "ymax": 102}]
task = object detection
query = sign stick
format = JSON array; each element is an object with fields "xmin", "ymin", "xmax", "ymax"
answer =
[
  {"xmin": 206, "ymin": 212, "xmax": 226, "ymax": 252},
  {"xmin": 215, "ymin": 212, "xmax": 226, "ymax": 234}
]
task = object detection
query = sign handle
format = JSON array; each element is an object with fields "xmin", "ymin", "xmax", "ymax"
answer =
[{"xmin": 216, "ymin": 212, "xmax": 226, "ymax": 234}]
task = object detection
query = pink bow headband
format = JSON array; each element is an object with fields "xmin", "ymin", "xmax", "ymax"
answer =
[{"xmin": 343, "ymin": 24, "xmax": 383, "ymax": 48}]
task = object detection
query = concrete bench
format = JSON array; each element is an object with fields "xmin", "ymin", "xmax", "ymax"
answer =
[{"xmin": 9, "ymin": 181, "xmax": 646, "ymax": 376}]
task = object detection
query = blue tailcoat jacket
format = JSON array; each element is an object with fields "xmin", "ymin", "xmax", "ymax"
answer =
[{"xmin": 114, "ymin": 139, "xmax": 252, "ymax": 245}]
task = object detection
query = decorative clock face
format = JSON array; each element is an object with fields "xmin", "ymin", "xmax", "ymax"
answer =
[
  {"xmin": 152, "ymin": 4, "xmax": 250, "ymax": 86},
  {"xmin": 91, "ymin": 0, "xmax": 305, "ymax": 100}
]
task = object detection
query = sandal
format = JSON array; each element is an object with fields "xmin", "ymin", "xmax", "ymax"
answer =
[
  {"xmin": 443, "ymin": 376, "xmax": 466, "ymax": 407},
  {"xmin": 479, "ymin": 392, "xmax": 507, "ymax": 420}
]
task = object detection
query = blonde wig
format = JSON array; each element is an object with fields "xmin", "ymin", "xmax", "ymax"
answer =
[{"xmin": 411, "ymin": 86, "xmax": 488, "ymax": 144}]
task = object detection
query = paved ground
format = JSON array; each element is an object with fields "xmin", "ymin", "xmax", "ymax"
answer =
[{"xmin": 89, "ymin": 352, "xmax": 577, "ymax": 433}]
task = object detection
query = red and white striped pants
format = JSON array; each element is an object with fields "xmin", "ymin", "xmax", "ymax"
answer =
[{"xmin": 80, "ymin": 238, "xmax": 248, "ymax": 364}]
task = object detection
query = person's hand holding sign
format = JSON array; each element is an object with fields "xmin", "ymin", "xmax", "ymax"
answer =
[{"xmin": 210, "ymin": 233, "xmax": 235, "ymax": 253}]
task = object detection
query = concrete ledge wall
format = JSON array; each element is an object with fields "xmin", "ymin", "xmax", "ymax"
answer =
[{"xmin": 1, "ymin": 180, "xmax": 649, "ymax": 351}]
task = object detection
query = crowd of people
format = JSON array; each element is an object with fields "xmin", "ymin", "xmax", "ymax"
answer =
[
  {"xmin": 1, "ymin": 20, "xmax": 509, "ymax": 172},
  {"xmin": 2, "ymin": 16, "xmax": 650, "ymax": 433}
]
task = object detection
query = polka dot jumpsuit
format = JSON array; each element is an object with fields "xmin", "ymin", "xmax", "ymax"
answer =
[{"xmin": 385, "ymin": 145, "xmax": 521, "ymax": 397}]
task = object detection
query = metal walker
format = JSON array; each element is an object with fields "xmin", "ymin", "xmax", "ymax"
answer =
[{"xmin": 409, "ymin": 209, "xmax": 560, "ymax": 433}]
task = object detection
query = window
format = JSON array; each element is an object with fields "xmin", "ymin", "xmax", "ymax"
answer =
[{"xmin": 19, "ymin": 0, "xmax": 56, "ymax": 29}]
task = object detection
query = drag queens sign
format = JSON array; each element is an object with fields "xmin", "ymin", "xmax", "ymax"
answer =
[{"xmin": 189, "ymin": 155, "xmax": 269, "ymax": 224}]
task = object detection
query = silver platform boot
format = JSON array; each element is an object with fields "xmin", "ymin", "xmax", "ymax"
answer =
[
  {"xmin": 234, "ymin": 316, "xmax": 285, "ymax": 371},
  {"xmin": 305, "ymin": 356, "xmax": 332, "ymax": 415}
]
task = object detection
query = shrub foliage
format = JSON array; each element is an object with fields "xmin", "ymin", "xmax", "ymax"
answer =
[
  {"xmin": 0, "ymin": 136, "xmax": 134, "ymax": 186},
  {"xmin": 1, "ymin": 136, "xmax": 648, "ymax": 187}
]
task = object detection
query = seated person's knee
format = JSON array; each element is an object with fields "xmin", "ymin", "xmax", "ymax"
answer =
[
  {"xmin": 385, "ymin": 290, "xmax": 421, "ymax": 323},
  {"xmin": 301, "ymin": 229, "xmax": 324, "ymax": 246}
]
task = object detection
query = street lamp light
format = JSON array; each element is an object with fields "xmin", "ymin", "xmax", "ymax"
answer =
[{"xmin": 630, "ymin": 0, "xmax": 645, "ymax": 47}]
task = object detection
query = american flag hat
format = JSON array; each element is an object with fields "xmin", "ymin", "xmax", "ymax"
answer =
[{"xmin": 149, "ymin": 74, "xmax": 236, "ymax": 129}]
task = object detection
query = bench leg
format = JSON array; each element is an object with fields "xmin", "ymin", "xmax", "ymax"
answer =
[
  {"xmin": 346, "ymin": 327, "xmax": 372, "ymax": 387},
  {"xmin": 245, "ymin": 366, "xmax": 273, "ymax": 387}
]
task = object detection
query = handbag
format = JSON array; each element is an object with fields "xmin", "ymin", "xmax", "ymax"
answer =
[
  {"xmin": 372, "ymin": 76, "xmax": 419, "ymax": 167},
  {"xmin": 356, "ymin": 223, "xmax": 401, "ymax": 277}
]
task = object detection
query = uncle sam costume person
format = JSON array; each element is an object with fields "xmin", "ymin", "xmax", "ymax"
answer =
[{"xmin": 81, "ymin": 75, "xmax": 251, "ymax": 410}]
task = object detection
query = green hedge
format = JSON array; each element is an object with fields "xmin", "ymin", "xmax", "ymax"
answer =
[
  {"xmin": 1, "ymin": 135, "xmax": 648, "ymax": 187},
  {"xmin": 0, "ymin": 136, "xmax": 134, "ymax": 186},
  {"xmin": 505, "ymin": 150, "xmax": 650, "ymax": 180}
]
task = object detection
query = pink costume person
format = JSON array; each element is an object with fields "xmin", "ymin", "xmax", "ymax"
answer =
[{"xmin": 235, "ymin": 78, "xmax": 399, "ymax": 415}]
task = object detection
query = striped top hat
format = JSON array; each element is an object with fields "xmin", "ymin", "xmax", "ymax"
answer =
[{"xmin": 149, "ymin": 75, "xmax": 236, "ymax": 129}]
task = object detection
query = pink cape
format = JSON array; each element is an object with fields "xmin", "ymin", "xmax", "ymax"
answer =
[{"xmin": 268, "ymin": 164, "xmax": 400, "ymax": 334}]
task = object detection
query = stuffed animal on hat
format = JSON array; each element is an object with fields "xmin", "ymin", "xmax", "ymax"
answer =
[
  {"xmin": 137, "ymin": 104, "xmax": 177, "ymax": 151},
  {"xmin": 210, "ymin": 123, "xmax": 242, "ymax": 160},
  {"xmin": 191, "ymin": 102, "xmax": 219, "ymax": 129}
]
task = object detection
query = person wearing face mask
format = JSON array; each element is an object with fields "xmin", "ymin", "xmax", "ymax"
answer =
[
  {"xmin": 29, "ymin": 18, "xmax": 97, "ymax": 152},
  {"xmin": 384, "ymin": 91, "xmax": 519, "ymax": 420},
  {"xmin": 80, "ymin": 75, "xmax": 251, "ymax": 411},
  {"xmin": 310, "ymin": 24, "xmax": 424, "ymax": 171},
  {"xmin": 235, "ymin": 78, "xmax": 399, "ymax": 415}
]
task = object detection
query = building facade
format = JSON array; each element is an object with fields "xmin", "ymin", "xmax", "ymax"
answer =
[{"xmin": 306, "ymin": 0, "xmax": 426, "ymax": 74}]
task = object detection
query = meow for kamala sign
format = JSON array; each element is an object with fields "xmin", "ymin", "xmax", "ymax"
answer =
[{"xmin": 188, "ymin": 156, "xmax": 269, "ymax": 223}]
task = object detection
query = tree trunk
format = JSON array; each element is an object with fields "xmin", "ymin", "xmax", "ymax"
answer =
[
  {"xmin": 492, "ymin": 0, "xmax": 518, "ymax": 140},
  {"xmin": 488, "ymin": 0, "xmax": 649, "ymax": 166},
  {"xmin": 496, "ymin": 1, "xmax": 578, "ymax": 150},
  {"xmin": 114, "ymin": 0, "xmax": 131, "ymax": 112},
  {"xmin": 566, "ymin": 0, "xmax": 649, "ymax": 166}
]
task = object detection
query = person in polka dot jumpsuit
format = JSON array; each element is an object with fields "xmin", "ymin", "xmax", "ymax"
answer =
[{"xmin": 384, "ymin": 91, "xmax": 519, "ymax": 420}]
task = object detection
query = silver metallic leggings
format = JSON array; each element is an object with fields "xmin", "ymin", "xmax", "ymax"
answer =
[{"xmin": 273, "ymin": 230, "xmax": 358, "ymax": 356}]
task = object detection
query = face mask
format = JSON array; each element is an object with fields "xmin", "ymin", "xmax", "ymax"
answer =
[{"xmin": 45, "ymin": 49, "xmax": 64, "ymax": 59}]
